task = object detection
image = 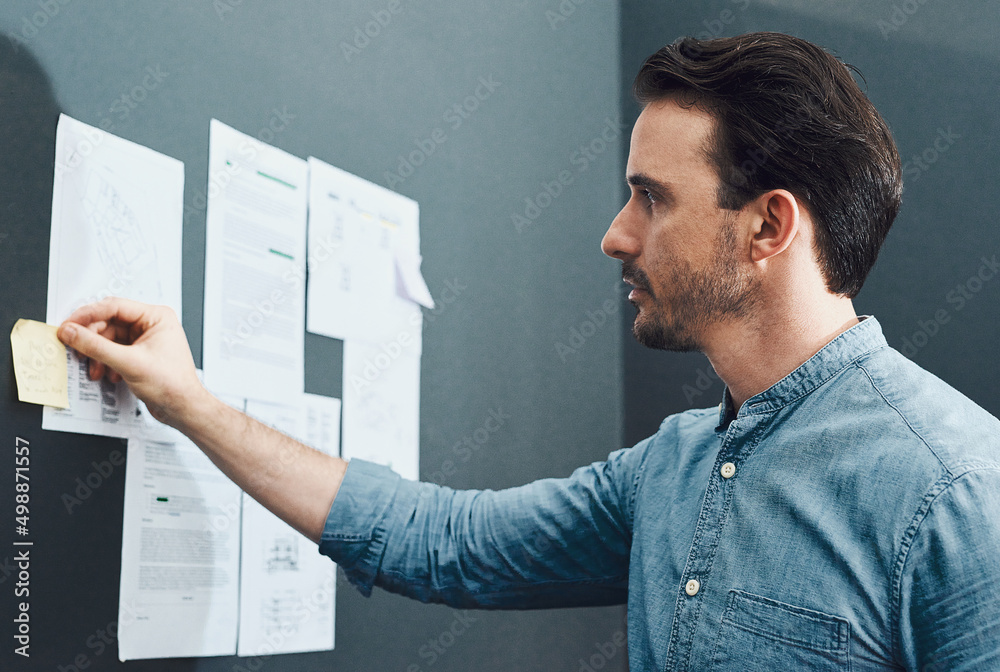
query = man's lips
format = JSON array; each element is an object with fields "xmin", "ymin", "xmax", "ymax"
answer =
[
  {"xmin": 623, "ymin": 276, "xmax": 651, "ymax": 300},
  {"xmin": 628, "ymin": 286, "xmax": 649, "ymax": 302}
]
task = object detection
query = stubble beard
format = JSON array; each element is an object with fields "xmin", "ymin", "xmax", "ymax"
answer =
[{"xmin": 629, "ymin": 223, "xmax": 759, "ymax": 352}]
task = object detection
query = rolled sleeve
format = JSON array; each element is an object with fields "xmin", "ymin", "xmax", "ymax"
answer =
[
  {"xmin": 318, "ymin": 444, "xmax": 648, "ymax": 609},
  {"xmin": 318, "ymin": 458, "xmax": 413, "ymax": 596}
]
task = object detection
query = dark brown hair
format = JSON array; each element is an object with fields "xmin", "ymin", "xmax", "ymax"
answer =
[{"xmin": 634, "ymin": 32, "xmax": 902, "ymax": 298}]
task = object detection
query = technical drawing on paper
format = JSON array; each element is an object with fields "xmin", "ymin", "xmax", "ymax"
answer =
[
  {"xmin": 265, "ymin": 535, "xmax": 300, "ymax": 573},
  {"xmin": 261, "ymin": 592, "xmax": 301, "ymax": 635},
  {"xmin": 356, "ymin": 388, "xmax": 411, "ymax": 445},
  {"xmin": 81, "ymin": 168, "xmax": 162, "ymax": 302}
]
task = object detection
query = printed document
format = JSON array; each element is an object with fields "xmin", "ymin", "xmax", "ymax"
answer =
[
  {"xmin": 118, "ymin": 408, "xmax": 243, "ymax": 661},
  {"xmin": 202, "ymin": 120, "xmax": 308, "ymax": 402},
  {"xmin": 43, "ymin": 114, "xmax": 183, "ymax": 438},
  {"xmin": 305, "ymin": 157, "xmax": 430, "ymax": 344},
  {"xmin": 238, "ymin": 393, "xmax": 341, "ymax": 656},
  {"xmin": 342, "ymin": 340, "xmax": 421, "ymax": 481}
]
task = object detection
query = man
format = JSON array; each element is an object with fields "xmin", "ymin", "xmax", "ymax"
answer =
[{"xmin": 57, "ymin": 32, "xmax": 999, "ymax": 670}]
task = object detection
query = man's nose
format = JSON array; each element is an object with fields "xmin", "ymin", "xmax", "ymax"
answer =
[{"xmin": 601, "ymin": 204, "xmax": 640, "ymax": 260}]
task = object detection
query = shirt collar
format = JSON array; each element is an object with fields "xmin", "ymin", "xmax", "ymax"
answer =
[{"xmin": 716, "ymin": 315, "xmax": 888, "ymax": 431}]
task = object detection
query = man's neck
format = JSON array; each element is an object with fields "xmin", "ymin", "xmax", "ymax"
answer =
[{"xmin": 702, "ymin": 298, "xmax": 860, "ymax": 412}]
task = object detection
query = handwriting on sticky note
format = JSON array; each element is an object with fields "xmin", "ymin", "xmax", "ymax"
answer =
[{"xmin": 10, "ymin": 319, "xmax": 69, "ymax": 409}]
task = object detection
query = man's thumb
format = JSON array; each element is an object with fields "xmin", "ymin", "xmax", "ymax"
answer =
[{"xmin": 58, "ymin": 323, "xmax": 133, "ymax": 373}]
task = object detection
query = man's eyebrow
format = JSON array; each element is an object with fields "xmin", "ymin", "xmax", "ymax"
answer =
[{"xmin": 626, "ymin": 173, "xmax": 674, "ymax": 199}]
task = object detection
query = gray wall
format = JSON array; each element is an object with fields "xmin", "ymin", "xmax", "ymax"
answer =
[
  {"xmin": 4, "ymin": 1, "xmax": 997, "ymax": 670},
  {"xmin": 620, "ymin": 0, "xmax": 1000, "ymax": 446},
  {"xmin": 0, "ymin": 2, "xmax": 626, "ymax": 670}
]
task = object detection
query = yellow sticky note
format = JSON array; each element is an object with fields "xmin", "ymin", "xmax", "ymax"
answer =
[{"xmin": 10, "ymin": 319, "xmax": 69, "ymax": 409}]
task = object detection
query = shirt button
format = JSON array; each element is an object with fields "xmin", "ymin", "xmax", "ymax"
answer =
[
  {"xmin": 685, "ymin": 579, "xmax": 700, "ymax": 596},
  {"xmin": 720, "ymin": 462, "xmax": 736, "ymax": 479}
]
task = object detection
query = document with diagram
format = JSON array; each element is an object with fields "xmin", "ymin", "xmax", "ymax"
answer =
[
  {"xmin": 305, "ymin": 156, "xmax": 431, "ymax": 344},
  {"xmin": 342, "ymin": 340, "xmax": 421, "ymax": 481},
  {"xmin": 43, "ymin": 114, "xmax": 184, "ymax": 439},
  {"xmin": 239, "ymin": 393, "xmax": 341, "ymax": 656}
]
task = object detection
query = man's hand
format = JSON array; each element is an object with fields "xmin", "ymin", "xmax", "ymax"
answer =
[
  {"xmin": 57, "ymin": 297, "xmax": 207, "ymax": 428},
  {"xmin": 57, "ymin": 296, "xmax": 347, "ymax": 543}
]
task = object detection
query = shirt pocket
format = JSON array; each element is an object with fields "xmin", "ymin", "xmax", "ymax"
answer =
[{"xmin": 710, "ymin": 590, "xmax": 851, "ymax": 671}]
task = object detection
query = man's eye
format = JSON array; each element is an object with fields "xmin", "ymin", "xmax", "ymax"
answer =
[{"xmin": 641, "ymin": 189, "xmax": 656, "ymax": 205}]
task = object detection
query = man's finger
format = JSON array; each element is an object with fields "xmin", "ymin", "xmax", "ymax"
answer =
[
  {"xmin": 58, "ymin": 321, "xmax": 137, "ymax": 377},
  {"xmin": 65, "ymin": 297, "xmax": 154, "ymax": 330},
  {"xmin": 88, "ymin": 358, "xmax": 106, "ymax": 382}
]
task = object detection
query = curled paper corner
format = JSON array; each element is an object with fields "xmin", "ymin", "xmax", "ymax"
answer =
[{"xmin": 394, "ymin": 252, "xmax": 435, "ymax": 309}]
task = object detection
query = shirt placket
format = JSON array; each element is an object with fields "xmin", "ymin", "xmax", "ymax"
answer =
[{"xmin": 663, "ymin": 417, "xmax": 750, "ymax": 672}]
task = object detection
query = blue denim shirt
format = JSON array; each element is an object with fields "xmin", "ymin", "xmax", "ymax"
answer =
[{"xmin": 319, "ymin": 316, "xmax": 1000, "ymax": 670}]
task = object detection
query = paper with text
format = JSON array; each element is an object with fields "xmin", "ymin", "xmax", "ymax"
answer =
[
  {"xmin": 203, "ymin": 120, "xmax": 308, "ymax": 403},
  {"xmin": 118, "ymin": 408, "xmax": 244, "ymax": 661},
  {"xmin": 43, "ymin": 114, "xmax": 183, "ymax": 438}
]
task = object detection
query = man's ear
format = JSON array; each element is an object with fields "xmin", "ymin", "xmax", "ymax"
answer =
[{"xmin": 749, "ymin": 189, "xmax": 800, "ymax": 263}]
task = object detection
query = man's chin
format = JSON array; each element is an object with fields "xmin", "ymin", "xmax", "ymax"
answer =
[{"xmin": 632, "ymin": 315, "xmax": 699, "ymax": 352}]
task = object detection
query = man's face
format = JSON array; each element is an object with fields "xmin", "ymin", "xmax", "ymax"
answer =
[{"xmin": 601, "ymin": 97, "xmax": 759, "ymax": 351}]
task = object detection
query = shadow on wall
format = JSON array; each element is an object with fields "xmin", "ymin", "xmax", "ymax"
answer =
[
  {"xmin": 0, "ymin": 35, "xmax": 60, "ymax": 342},
  {"xmin": 0, "ymin": 37, "xmax": 214, "ymax": 672}
]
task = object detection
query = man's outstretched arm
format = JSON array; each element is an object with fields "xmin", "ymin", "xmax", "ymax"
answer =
[
  {"xmin": 59, "ymin": 297, "xmax": 637, "ymax": 610},
  {"xmin": 57, "ymin": 297, "xmax": 347, "ymax": 543}
]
